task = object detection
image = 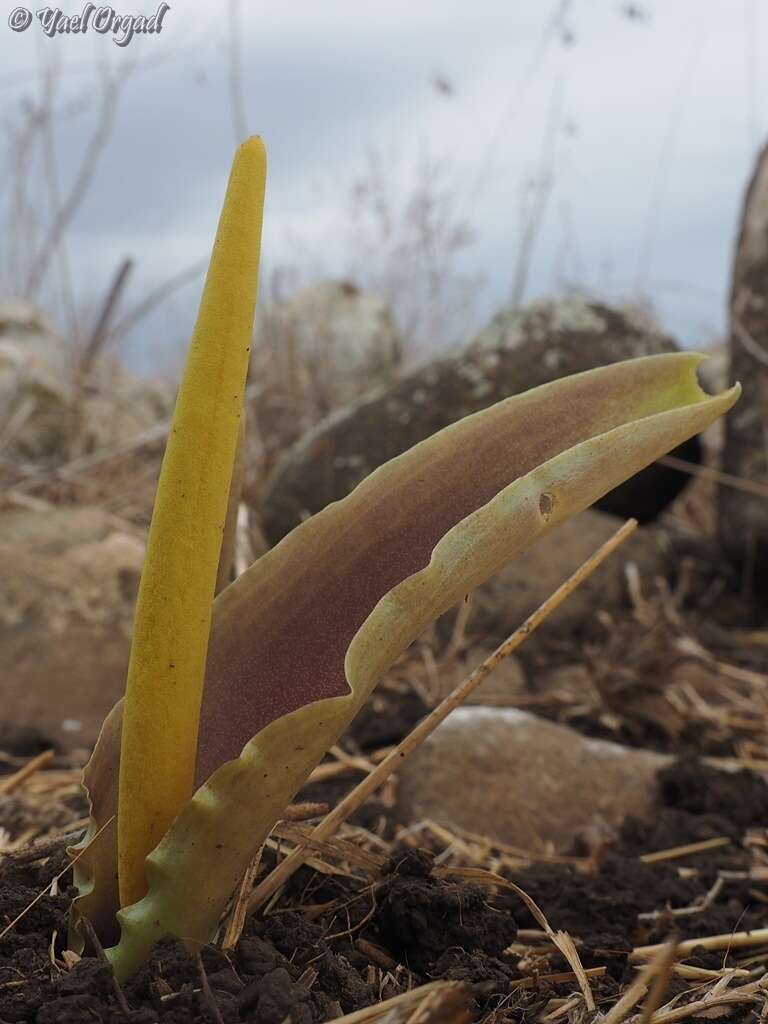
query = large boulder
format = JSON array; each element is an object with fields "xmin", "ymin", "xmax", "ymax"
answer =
[
  {"xmin": 0, "ymin": 506, "xmax": 144, "ymax": 748},
  {"xmin": 260, "ymin": 296, "xmax": 698, "ymax": 544},
  {"xmin": 251, "ymin": 280, "xmax": 402, "ymax": 468},
  {"xmin": 720, "ymin": 142, "xmax": 768, "ymax": 596},
  {"xmin": 395, "ymin": 707, "xmax": 671, "ymax": 849},
  {"xmin": 0, "ymin": 300, "xmax": 171, "ymax": 467}
]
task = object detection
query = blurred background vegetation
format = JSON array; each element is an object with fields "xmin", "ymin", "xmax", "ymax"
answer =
[{"xmin": 1, "ymin": 1, "xmax": 766, "ymax": 369}]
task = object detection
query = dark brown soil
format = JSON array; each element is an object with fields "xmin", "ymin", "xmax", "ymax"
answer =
[{"xmin": 2, "ymin": 751, "xmax": 768, "ymax": 1023}]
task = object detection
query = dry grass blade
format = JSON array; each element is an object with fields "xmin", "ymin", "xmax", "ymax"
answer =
[
  {"xmin": 499, "ymin": 875, "xmax": 595, "ymax": 1011},
  {"xmin": 248, "ymin": 518, "xmax": 638, "ymax": 913},
  {"xmin": 443, "ymin": 866, "xmax": 599, "ymax": 1013}
]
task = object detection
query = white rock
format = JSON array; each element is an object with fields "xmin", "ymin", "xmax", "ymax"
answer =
[{"xmin": 395, "ymin": 707, "xmax": 670, "ymax": 849}]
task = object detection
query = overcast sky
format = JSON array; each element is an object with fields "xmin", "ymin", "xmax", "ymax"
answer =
[{"xmin": 1, "ymin": 0, "xmax": 766, "ymax": 371}]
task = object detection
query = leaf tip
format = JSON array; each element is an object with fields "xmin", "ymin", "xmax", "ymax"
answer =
[{"xmin": 676, "ymin": 351, "xmax": 741, "ymax": 411}]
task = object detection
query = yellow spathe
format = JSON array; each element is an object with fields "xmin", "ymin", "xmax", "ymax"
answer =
[{"xmin": 116, "ymin": 138, "xmax": 266, "ymax": 908}]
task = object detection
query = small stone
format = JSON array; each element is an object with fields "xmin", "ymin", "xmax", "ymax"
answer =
[{"xmin": 395, "ymin": 708, "xmax": 671, "ymax": 849}]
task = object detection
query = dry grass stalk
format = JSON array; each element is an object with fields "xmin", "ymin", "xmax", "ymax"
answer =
[
  {"xmin": 512, "ymin": 966, "xmax": 606, "ymax": 990},
  {"xmin": 79, "ymin": 258, "xmax": 134, "ymax": 373},
  {"xmin": 636, "ymin": 937, "xmax": 680, "ymax": 1024},
  {"xmin": 638, "ymin": 877, "xmax": 724, "ymax": 923},
  {"xmin": 324, "ymin": 980, "xmax": 472, "ymax": 1024},
  {"xmin": 600, "ymin": 974, "xmax": 648, "ymax": 1024},
  {"xmin": 109, "ymin": 260, "xmax": 207, "ymax": 347},
  {"xmin": 415, "ymin": 819, "xmax": 492, "ymax": 865},
  {"xmin": 545, "ymin": 565, "xmax": 768, "ymax": 766},
  {"xmin": 24, "ymin": 71, "xmax": 127, "ymax": 302},
  {"xmin": 248, "ymin": 518, "xmax": 638, "ymax": 913},
  {"xmin": 540, "ymin": 993, "xmax": 583, "ymax": 1022},
  {"xmin": 272, "ymin": 821, "xmax": 386, "ymax": 875},
  {"xmin": 648, "ymin": 972, "xmax": 768, "ymax": 1024},
  {"xmin": 408, "ymin": 819, "xmax": 589, "ymax": 870},
  {"xmin": 512, "ymin": 929, "xmax": 550, "ymax": 945},
  {"xmin": 671, "ymin": 964, "xmax": 750, "ymax": 980},
  {"xmin": 308, "ymin": 746, "xmax": 393, "ymax": 784},
  {"xmin": 0, "ymin": 750, "xmax": 55, "ymax": 795},
  {"xmin": 632, "ymin": 929, "xmax": 768, "ymax": 961},
  {"xmin": 262, "ymin": 837, "xmax": 361, "ymax": 883},
  {"xmin": 659, "ymin": 454, "xmax": 768, "ymax": 500},
  {"xmin": 639, "ymin": 837, "xmax": 731, "ymax": 864},
  {"xmin": 220, "ymin": 852, "xmax": 262, "ymax": 952}
]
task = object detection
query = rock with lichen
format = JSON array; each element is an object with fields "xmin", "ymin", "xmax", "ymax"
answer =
[{"xmin": 259, "ymin": 295, "xmax": 697, "ymax": 544}]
